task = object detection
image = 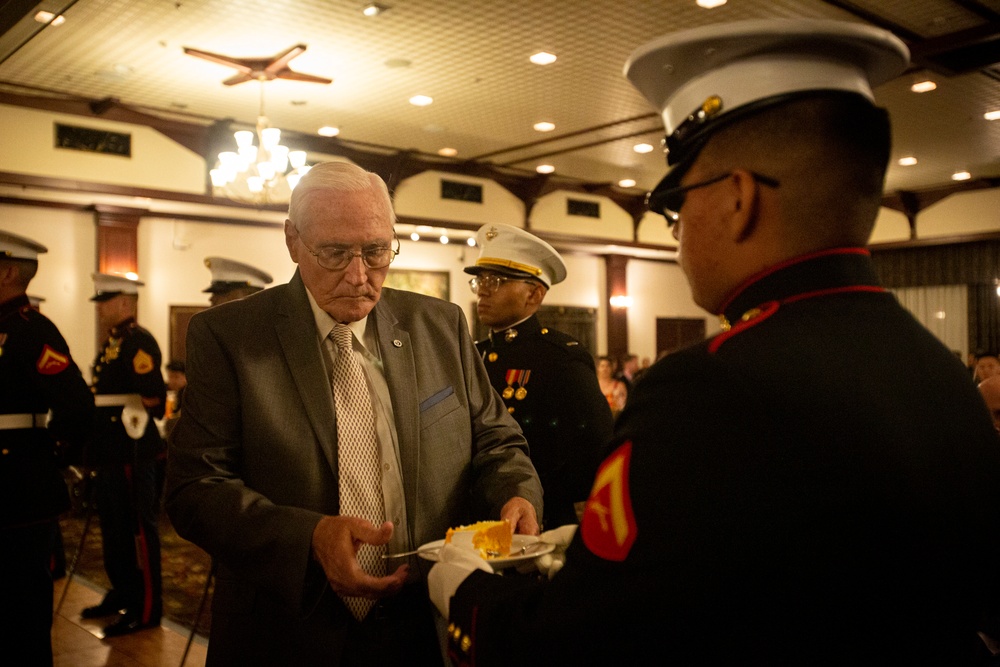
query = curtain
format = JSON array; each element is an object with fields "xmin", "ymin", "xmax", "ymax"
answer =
[
  {"xmin": 872, "ymin": 241, "xmax": 1000, "ymax": 355},
  {"xmin": 889, "ymin": 285, "xmax": 968, "ymax": 358}
]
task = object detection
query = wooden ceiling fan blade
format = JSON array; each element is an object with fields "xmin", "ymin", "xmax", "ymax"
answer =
[
  {"xmin": 223, "ymin": 73, "xmax": 256, "ymax": 86},
  {"xmin": 278, "ymin": 71, "xmax": 333, "ymax": 85},
  {"xmin": 264, "ymin": 44, "xmax": 307, "ymax": 74},
  {"xmin": 184, "ymin": 47, "xmax": 255, "ymax": 74}
]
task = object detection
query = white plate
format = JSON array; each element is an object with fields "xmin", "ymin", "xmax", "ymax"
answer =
[{"xmin": 417, "ymin": 534, "xmax": 556, "ymax": 569}]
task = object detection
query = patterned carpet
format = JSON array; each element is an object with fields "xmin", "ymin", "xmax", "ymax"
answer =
[{"xmin": 58, "ymin": 506, "xmax": 215, "ymax": 636}]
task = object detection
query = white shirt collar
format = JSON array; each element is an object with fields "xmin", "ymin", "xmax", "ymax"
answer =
[{"xmin": 304, "ymin": 288, "xmax": 370, "ymax": 353}]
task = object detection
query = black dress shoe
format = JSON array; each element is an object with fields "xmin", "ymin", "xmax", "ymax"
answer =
[
  {"xmin": 81, "ymin": 598, "xmax": 123, "ymax": 619},
  {"xmin": 101, "ymin": 611, "xmax": 160, "ymax": 638}
]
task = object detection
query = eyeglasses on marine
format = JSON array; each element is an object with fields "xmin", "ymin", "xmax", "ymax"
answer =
[
  {"xmin": 647, "ymin": 171, "xmax": 780, "ymax": 224},
  {"xmin": 469, "ymin": 274, "xmax": 538, "ymax": 295}
]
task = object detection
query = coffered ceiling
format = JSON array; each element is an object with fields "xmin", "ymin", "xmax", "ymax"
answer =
[{"xmin": 1, "ymin": 0, "xmax": 998, "ymax": 212}]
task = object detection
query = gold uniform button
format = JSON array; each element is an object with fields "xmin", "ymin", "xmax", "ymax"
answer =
[
  {"xmin": 488, "ymin": 352, "xmax": 498, "ymax": 362},
  {"xmin": 461, "ymin": 635, "xmax": 472, "ymax": 652}
]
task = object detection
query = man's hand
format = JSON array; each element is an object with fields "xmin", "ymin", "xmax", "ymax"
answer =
[
  {"xmin": 311, "ymin": 515, "xmax": 408, "ymax": 599},
  {"xmin": 500, "ymin": 496, "xmax": 540, "ymax": 536}
]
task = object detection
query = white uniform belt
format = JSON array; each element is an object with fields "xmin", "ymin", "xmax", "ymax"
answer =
[
  {"xmin": 0, "ymin": 413, "xmax": 47, "ymax": 430},
  {"xmin": 94, "ymin": 393, "xmax": 142, "ymax": 407}
]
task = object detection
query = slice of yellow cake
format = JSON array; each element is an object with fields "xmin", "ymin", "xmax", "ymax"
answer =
[{"xmin": 444, "ymin": 520, "xmax": 512, "ymax": 559}]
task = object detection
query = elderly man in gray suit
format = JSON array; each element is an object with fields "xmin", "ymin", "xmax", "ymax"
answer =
[{"xmin": 165, "ymin": 161, "xmax": 542, "ymax": 666}]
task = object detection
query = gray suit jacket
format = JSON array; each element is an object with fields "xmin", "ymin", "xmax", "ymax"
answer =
[{"xmin": 165, "ymin": 271, "xmax": 541, "ymax": 664}]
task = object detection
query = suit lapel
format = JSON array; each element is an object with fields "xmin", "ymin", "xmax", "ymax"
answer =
[
  {"xmin": 275, "ymin": 271, "xmax": 339, "ymax": 475},
  {"xmin": 374, "ymin": 291, "xmax": 419, "ymax": 517}
]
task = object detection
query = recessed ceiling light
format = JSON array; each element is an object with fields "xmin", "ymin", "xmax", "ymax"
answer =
[
  {"xmin": 696, "ymin": 0, "xmax": 727, "ymax": 7},
  {"xmin": 533, "ymin": 121, "xmax": 555, "ymax": 132},
  {"xmin": 952, "ymin": 170, "xmax": 972, "ymax": 181},
  {"xmin": 410, "ymin": 232, "xmax": 420, "ymax": 241},
  {"xmin": 34, "ymin": 11, "xmax": 65, "ymax": 26},
  {"xmin": 409, "ymin": 95, "xmax": 433, "ymax": 106},
  {"xmin": 536, "ymin": 164, "xmax": 555, "ymax": 174},
  {"xmin": 897, "ymin": 156, "xmax": 917, "ymax": 166},
  {"xmin": 618, "ymin": 178, "xmax": 637, "ymax": 188},
  {"xmin": 530, "ymin": 52, "xmax": 557, "ymax": 66},
  {"xmin": 438, "ymin": 147, "xmax": 458, "ymax": 157},
  {"xmin": 466, "ymin": 238, "xmax": 476, "ymax": 247},
  {"xmin": 440, "ymin": 235, "xmax": 450, "ymax": 244},
  {"xmin": 911, "ymin": 80, "xmax": 937, "ymax": 93},
  {"xmin": 633, "ymin": 143, "xmax": 654, "ymax": 154},
  {"xmin": 986, "ymin": 110, "xmax": 1000, "ymax": 121},
  {"xmin": 318, "ymin": 126, "xmax": 340, "ymax": 137},
  {"xmin": 362, "ymin": 3, "xmax": 389, "ymax": 17}
]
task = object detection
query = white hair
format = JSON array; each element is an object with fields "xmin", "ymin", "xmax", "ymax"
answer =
[{"xmin": 287, "ymin": 162, "xmax": 393, "ymax": 227}]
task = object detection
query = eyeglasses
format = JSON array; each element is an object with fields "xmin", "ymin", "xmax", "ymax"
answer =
[
  {"xmin": 648, "ymin": 171, "xmax": 780, "ymax": 223},
  {"xmin": 297, "ymin": 232, "xmax": 400, "ymax": 271},
  {"xmin": 469, "ymin": 274, "xmax": 538, "ymax": 295}
]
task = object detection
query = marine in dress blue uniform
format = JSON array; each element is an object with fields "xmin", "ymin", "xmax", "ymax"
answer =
[
  {"xmin": 0, "ymin": 231, "xmax": 94, "ymax": 666},
  {"xmin": 202, "ymin": 256, "xmax": 273, "ymax": 307},
  {"xmin": 466, "ymin": 224, "xmax": 613, "ymax": 529},
  {"xmin": 431, "ymin": 20, "xmax": 1000, "ymax": 665},
  {"xmin": 83, "ymin": 273, "xmax": 167, "ymax": 638}
]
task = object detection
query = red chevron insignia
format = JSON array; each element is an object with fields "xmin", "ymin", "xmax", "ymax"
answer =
[
  {"xmin": 37, "ymin": 345, "xmax": 70, "ymax": 375},
  {"xmin": 581, "ymin": 441, "xmax": 637, "ymax": 561}
]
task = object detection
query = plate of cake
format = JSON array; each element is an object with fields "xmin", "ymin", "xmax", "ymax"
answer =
[{"xmin": 418, "ymin": 520, "xmax": 555, "ymax": 568}]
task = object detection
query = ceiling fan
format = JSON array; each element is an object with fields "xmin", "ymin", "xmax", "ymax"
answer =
[{"xmin": 183, "ymin": 43, "xmax": 332, "ymax": 86}]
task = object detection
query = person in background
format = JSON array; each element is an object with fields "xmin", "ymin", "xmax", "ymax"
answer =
[
  {"xmin": 974, "ymin": 352, "xmax": 1000, "ymax": 384},
  {"xmin": 977, "ymin": 374, "xmax": 1000, "ymax": 656},
  {"xmin": 0, "ymin": 231, "xmax": 94, "ymax": 666},
  {"xmin": 163, "ymin": 359, "xmax": 186, "ymax": 431},
  {"xmin": 428, "ymin": 19, "xmax": 1000, "ymax": 664},
  {"xmin": 595, "ymin": 355, "xmax": 627, "ymax": 418},
  {"xmin": 979, "ymin": 374, "xmax": 1000, "ymax": 433},
  {"xmin": 615, "ymin": 353, "xmax": 640, "ymax": 392},
  {"xmin": 466, "ymin": 223, "xmax": 613, "ymax": 528},
  {"xmin": 165, "ymin": 161, "xmax": 542, "ymax": 665},
  {"xmin": 82, "ymin": 273, "xmax": 166, "ymax": 638},
  {"xmin": 202, "ymin": 256, "xmax": 273, "ymax": 307}
]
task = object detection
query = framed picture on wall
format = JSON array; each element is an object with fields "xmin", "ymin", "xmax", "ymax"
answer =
[{"xmin": 385, "ymin": 269, "xmax": 450, "ymax": 301}]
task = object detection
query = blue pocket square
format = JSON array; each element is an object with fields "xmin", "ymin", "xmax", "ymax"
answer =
[{"xmin": 419, "ymin": 386, "xmax": 455, "ymax": 412}]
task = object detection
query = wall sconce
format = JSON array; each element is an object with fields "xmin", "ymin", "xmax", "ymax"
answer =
[{"xmin": 609, "ymin": 295, "xmax": 633, "ymax": 308}]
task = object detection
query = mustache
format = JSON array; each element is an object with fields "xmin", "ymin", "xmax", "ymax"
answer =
[{"xmin": 339, "ymin": 288, "xmax": 378, "ymax": 299}]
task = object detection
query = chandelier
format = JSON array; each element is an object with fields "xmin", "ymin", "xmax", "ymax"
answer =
[{"xmin": 209, "ymin": 81, "xmax": 310, "ymax": 205}]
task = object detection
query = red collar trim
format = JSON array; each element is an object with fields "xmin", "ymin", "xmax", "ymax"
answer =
[
  {"xmin": 709, "ymin": 300, "xmax": 779, "ymax": 354},
  {"xmin": 715, "ymin": 247, "xmax": 870, "ymax": 315},
  {"xmin": 709, "ymin": 283, "xmax": 886, "ymax": 354}
]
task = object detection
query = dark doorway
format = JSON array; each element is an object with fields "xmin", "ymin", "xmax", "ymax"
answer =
[
  {"xmin": 169, "ymin": 305, "xmax": 208, "ymax": 363},
  {"xmin": 656, "ymin": 317, "xmax": 707, "ymax": 358}
]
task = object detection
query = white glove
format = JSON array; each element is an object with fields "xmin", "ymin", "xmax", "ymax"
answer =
[
  {"xmin": 121, "ymin": 395, "xmax": 149, "ymax": 440},
  {"xmin": 428, "ymin": 544, "xmax": 495, "ymax": 618},
  {"xmin": 534, "ymin": 524, "xmax": 577, "ymax": 579}
]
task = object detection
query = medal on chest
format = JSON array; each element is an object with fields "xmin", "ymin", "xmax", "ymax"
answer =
[
  {"xmin": 503, "ymin": 368, "xmax": 531, "ymax": 400},
  {"xmin": 102, "ymin": 336, "xmax": 122, "ymax": 362}
]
